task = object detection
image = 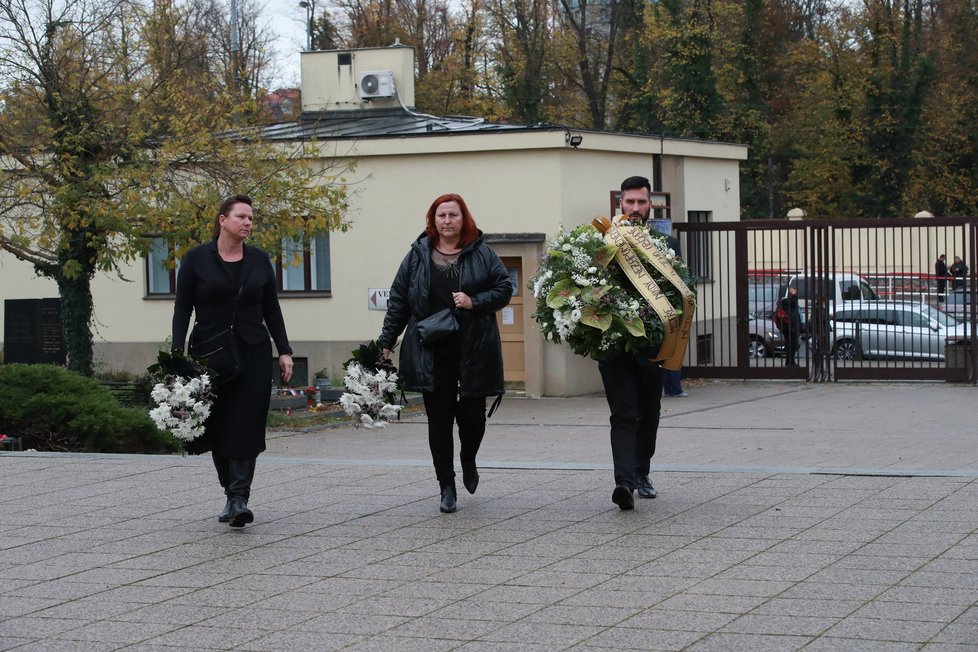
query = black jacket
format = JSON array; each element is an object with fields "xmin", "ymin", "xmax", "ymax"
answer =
[
  {"xmin": 379, "ymin": 232, "xmax": 513, "ymax": 396},
  {"xmin": 780, "ymin": 294, "xmax": 802, "ymax": 335},
  {"xmin": 172, "ymin": 241, "xmax": 292, "ymax": 356}
]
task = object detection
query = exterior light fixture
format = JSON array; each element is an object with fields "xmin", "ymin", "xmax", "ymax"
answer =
[
  {"xmin": 565, "ymin": 132, "xmax": 583, "ymax": 148},
  {"xmin": 299, "ymin": 0, "xmax": 314, "ymax": 51}
]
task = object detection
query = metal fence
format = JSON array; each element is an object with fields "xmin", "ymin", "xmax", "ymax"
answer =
[{"xmin": 673, "ymin": 217, "xmax": 977, "ymax": 383}]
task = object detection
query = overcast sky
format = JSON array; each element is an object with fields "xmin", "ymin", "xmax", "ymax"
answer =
[{"xmin": 264, "ymin": 0, "xmax": 309, "ymax": 88}]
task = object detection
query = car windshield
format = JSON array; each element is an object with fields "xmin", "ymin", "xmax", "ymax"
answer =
[
  {"xmin": 748, "ymin": 283, "xmax": 779, "ymax": 315},
  {"xmin": 919, "ymin": 304, "xmax": 960, "ymax": 327}
]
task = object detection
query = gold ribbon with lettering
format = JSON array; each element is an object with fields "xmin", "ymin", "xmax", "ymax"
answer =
[{"xmin": 591, "ymin": 216, "xmax": 695, "ymax": 370}]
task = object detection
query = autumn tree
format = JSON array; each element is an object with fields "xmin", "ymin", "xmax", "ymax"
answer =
[
  {"xmin": 0, "ymin": 0, "xmax": 349, "ymax": 376},
  {"xmin": 487, "ymin": 0, "xmax": 555, "ymax": 124},
  {"xmin": 903, "ymin": 0, "xmax": 978, "ymax": 216},
  {"xmin": 554, "ymin": 0, "xmax": 626, "ymax": 129}
]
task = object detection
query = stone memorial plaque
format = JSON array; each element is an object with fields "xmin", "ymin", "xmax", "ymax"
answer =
[{"xmin": 3, "ymin": 298, "xmax": 66, "ymax": 365}]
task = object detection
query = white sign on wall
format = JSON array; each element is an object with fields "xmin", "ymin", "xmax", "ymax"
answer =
[
  {"xmin": 501, "ymin": 306, "xmax": 515, "ymax": 326},
  {"xmin": 368, "ymin": 288, "xmax": 390, "ymax": 311}
]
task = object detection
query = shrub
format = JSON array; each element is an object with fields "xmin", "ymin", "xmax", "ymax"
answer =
[{"xmin": 0, "ymin": 364, "xmax": 180, "ymax": 453}]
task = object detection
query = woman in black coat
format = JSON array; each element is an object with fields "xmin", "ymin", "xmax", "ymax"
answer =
[
  {"xmin": 172, "ymin": 195, "xmax": 294, "ymax": 528},
  {"xmin": 380, "ymin": 193, "xmax": 513, "ymax": 513}
]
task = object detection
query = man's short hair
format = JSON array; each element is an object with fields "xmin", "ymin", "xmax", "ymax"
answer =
[{"xmin": 621, "ymin": 176, "xmax": 651, "ymax": 193}]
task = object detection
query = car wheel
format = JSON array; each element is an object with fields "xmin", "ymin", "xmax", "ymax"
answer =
[
  {"xmin": 748, "ymin": 337, "xmax": 767, "ymax": 359},
  {"xmin": 834, "ymin": 339, "xmax": 857, "ymax": 361}
]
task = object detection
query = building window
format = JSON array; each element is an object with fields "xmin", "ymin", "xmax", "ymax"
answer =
[
  {"xmin": 144, "ymin": 232, "xmax": 332, "ymax": 297},
  {"xmin": 146, "ymin": 237, "xmax": 176, "ymax": 295},
  {"xmin": 278, "ymin": 232, "xmax": 331, "ymax": 293},
  {"xmin": 687, "ymin": 211, "xmax": 712, "ymax": 281},
  {"xmin": 696, "ymin": 333, "xmax": 713, "ymax": 364}
]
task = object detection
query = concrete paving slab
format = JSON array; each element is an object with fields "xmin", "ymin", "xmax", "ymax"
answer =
[{"xmin": 2, "ymin": 380, "xmax": 978, "ymax": 650}]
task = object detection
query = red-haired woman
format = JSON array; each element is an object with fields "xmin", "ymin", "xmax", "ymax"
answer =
[{"xmin": 380, "ymin": 193, "xmax": 513, "ymax": 513}]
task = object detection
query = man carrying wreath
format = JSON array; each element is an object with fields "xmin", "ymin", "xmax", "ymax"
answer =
[{"xmin": 601, "ymin": 176, "xmax": 680, "ymax": 510}]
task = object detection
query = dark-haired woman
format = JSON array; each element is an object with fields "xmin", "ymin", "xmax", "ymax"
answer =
[
  {"xmin": 379, "ymin": 193, "xmax": 513, "ymax": 513},
  {"xmin": 172, "ymin": 194, "xmax": 294, "ymax": 528}
]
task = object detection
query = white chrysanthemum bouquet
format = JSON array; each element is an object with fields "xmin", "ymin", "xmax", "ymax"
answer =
[
  {"xmin": 147, "ymin": 350, "xmax": 215, "ymax": 449},
  {"xmin": 340, "ymin": 341, "xmax": 403, "ymax": 429}
]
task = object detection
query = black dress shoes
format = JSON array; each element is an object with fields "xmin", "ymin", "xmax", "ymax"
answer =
[
  {"xmin": 612, "ymin": 485, "xmax": 635, "ymax": 510},
  {"xmin": 228, "ymin": 496, "xmax": 254, "ymax": 528},
  {"xmin": 439, "ymin": 482, "xmax": 457, "ymax": 513},
  {"xmin": 637, "ymin": 475, "xmax": 658, "ymax": 499}
]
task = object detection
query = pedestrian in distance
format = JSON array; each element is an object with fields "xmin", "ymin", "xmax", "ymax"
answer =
[
  {"xmin": 809, "ymin": 293, "xmax": 831, "ymax": 381},
  {"xmin": 599, "ymin": 175, "xmax": 677, "ymax": 510},
  {"xmin": 936, "ymin": 254, "xmax": 949, "ymax": 302},
  {"xmin": 663, "ymin": 368, "xmax": 688, "ymax": 398},
  {"xmin": 780, "ymin": 286, "xmax": 802, "ymax": 367},
  {"xmin": 379, "ymin": 193, "xmax": 513, "ymax": 514},
  {"xmin": 171, "ymin": 194, "xmax": 294, "ymax": 528},
  {"xmin": 950, "ymin": 255, "xmax": 968, "ymax": 290}
]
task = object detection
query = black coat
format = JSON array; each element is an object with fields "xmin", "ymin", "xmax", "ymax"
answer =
[
  {"xmin": 171, "ymin": 241, "xmax": 292, "ymax": 459},
  {"xmin": 379, "ymin": 232, "xmax": 513, "ymax": 396},
  {"xmin": 780, "ymin": 294, "xmax": 802, "ymax": 335},
  {"xmin": 172, "ymin": 241, "xmax": 292, "ymax": 356}
]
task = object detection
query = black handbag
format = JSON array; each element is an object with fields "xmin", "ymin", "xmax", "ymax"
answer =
[
  {"xmin": 189, "ymin": 261, "xmax": 247, "ymax": 384},
  {"xmin": 416, "ymin": 307, "xmax": 459, "ymax": 345},
  {"xmin": 190, "ymin": 328, "xmax": 245, "ymax": 384}
]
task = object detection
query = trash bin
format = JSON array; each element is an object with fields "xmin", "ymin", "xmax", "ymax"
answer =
[{"xmin": 945, "ymin": 340, "xmax": 975, "ymax": 383}]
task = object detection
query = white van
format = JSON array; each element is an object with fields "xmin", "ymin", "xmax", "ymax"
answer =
[{"xmin": 779, "ymin": 273, "xmax": 880, "ymax": 329}]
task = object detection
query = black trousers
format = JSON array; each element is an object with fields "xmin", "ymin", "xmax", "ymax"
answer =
[
  {"xmin": 422, "ymin": 390, "xmax": 487, "ymax": 484},
  {"xmin": 785, "ymin": 331, "xmax": 801, "ymax": 366},
  {"xmin": 598, "ymin": 355, "xmax": 664, "ymax": 490}
]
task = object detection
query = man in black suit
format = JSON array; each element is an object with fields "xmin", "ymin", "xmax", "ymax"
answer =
[{"xmin": 599, "ymin": 176, "xmax": 671, "ymax": 510}]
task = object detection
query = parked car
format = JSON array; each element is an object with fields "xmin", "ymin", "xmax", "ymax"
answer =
[
  {"xmin": 784, "ymin": 272, "xmax": 878, "ymax": 308},
  {"xmin": 748, "ymin": 317, "xmax": 784, "ymax": 358},
  {"xmin": 939, "ymin": 287, "xmax": 972, "ymax": 319},
  {"xmin": 748, "ymin": 281, "xmax": 782, "ymax": 320},
  {"xmin": 830, "ymin": 301, "xmax": 969, "ymax": 361}
]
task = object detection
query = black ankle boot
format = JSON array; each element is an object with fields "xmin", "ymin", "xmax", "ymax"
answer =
[
  {"xmin": 227, "ymin": 458, "xmax": 256, "ymax": 527},
  {"xmin": 218, "ymin": 490, "xmax": 232, "ymax": 523},
  {"xmin": 439, "ymin": 482, "xmax": 457, "ymax": 513},
  {"xmin": 462, "ymin": 463, "xmax": 479, "ymax": 495},
  {"xmin": 228, "ymin": 496, "xmax": 254, "ymax": 528}
]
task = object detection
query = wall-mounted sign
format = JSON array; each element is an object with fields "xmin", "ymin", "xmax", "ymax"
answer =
[{"xmin": 368, "ymin": 288, "xmax": 390, "ymax": 311}]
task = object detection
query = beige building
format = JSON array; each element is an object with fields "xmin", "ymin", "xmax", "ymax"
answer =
[{"xmin": 0, "ymin": 45, "xmax": 748, "ymax": 396}]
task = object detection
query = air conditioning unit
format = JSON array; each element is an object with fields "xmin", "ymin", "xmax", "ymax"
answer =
[{"xmin": 358, "ymin": 71, "xmax": 395, "ymax": 99}]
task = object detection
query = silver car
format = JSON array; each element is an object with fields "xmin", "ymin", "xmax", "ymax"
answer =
[
  {"xmin": 748, "ymin": 318, "xmax": 784, "ymax": 358},
  {"xmin": 831, "ymin": 301, "xmax": 969, "ymax": 361},
  {"xmin": 939, "ymin": 288, "xmax": 971, "ymax": 320}
]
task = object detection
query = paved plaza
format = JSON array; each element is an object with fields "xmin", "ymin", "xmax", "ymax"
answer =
[{"xmin": 2, "ymin": 380, "xmax": 978, "ymax": 650}]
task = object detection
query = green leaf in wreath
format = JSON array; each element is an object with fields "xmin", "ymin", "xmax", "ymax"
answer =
[
  {"xmin": 546, "ymin": 279, "xmax": 581, "ymax": 308},
  {"xmin": 580, "ymin": 305, "xmax": 613, "ymax": 331},
  {"xmin": 594, "ymin": 244, "xmax": 618, "ymax": 268},
  {"xmin": 579, "ymin": 285, "xmax": 609, "ymax": 304},
  {"xmin": 619, "ymin": 314, "xmax": 646, "ymax": 337}
]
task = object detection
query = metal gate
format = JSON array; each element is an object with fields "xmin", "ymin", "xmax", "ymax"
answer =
[{"xmin": 673, "ymin": 217, "xmax": 977, "ymax": 383}]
